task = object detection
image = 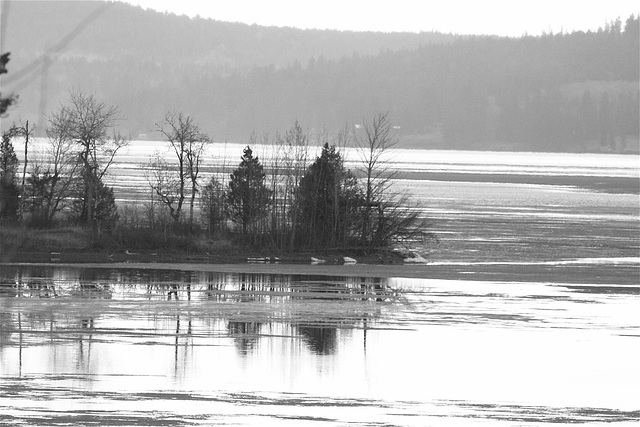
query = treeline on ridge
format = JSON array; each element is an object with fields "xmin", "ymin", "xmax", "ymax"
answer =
[{"xmin": 2, "ymin": 0, "xmax": 638, "ymax": 153}]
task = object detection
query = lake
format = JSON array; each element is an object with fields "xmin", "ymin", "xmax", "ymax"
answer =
[{"xmin": 1, "ymin": 144, "xmax": 639, "ymax": 425}]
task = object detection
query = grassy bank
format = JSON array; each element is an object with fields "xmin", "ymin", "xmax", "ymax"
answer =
[
  {"xmin": 0, "ymin": 225, "xmax": 405, "ymax": 265},
  {"xmin": 0, "ymin": 225, "xmax": 232, "ymax": 264}
]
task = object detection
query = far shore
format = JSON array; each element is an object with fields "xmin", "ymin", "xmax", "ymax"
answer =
[{"xmin": 400, "ymin": 172, "xmax": 640, "ymax": 194}]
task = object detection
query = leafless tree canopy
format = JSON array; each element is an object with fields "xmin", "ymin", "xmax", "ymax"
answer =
[{"xmin": 149, "ymin": 112, "xmax": 211, "ymax": 228}]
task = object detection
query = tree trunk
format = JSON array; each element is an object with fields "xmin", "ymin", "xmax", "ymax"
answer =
[
  {"xmin": 19, "ymin": 121, "xmax": 29, "ymax": 220},
  {"xmin": 189, "ymin": 183, "xmax": 196, "ymax": 231},
  {"xmin": 83, "ymin": 145, "xmax": 95, "ymax": 231}
]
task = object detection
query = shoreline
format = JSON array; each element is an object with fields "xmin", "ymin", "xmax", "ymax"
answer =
[
  {"xmin": 3, "ymin": 257, "xmax": 638, "ymax": 286},
  {"xmin": 0, "ymin": 248, "xmax": 405, "ymax": 268}
]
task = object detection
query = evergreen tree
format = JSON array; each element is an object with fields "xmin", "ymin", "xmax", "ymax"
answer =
[
  {"xmin": 0, "ymin": 130, "xmax": 20, "ymax": 221},
  {"xmin": 24, "ymin": 166, "xmax": 64, "ymax": 227},
  {"xmin": 0, "ymin": 52, "xmax": 17, "ymax": 117},
  {"xmin": 295, "ymin": 143, "xmax": 361, "ymax": 249},
  {"xmin": 71, "ymin": 178, "xmax": 119, "ymax": 231},
  {"xmin": 227, "ymin": 146, "xmax": 272, "ymax": 236}
]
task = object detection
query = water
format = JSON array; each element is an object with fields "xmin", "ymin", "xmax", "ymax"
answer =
[
  {"xmin": 1, "ymin": 145, "xmax": 639, "ymax": 425},
  {"xmin": 0, "ymin": 267, "xmax": 638, "ymax": 425},
  {"xmin": 386, "ymin": 149, "xmax": 639, "ymax": 177}
]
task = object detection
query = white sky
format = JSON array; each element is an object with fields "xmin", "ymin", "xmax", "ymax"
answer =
[{"xmin": 123, "ymin": 0, "xmax": 639, "ymax": 36}]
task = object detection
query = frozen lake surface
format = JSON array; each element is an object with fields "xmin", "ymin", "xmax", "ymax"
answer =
[{"xmin": 0, "ymin": 266, "xmax": 639, "ymax": 426}]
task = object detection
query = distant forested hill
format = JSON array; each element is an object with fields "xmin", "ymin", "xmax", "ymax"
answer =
[{"xmin": 1, "ymin": 1, "xmax": 638, "ymax": 152}]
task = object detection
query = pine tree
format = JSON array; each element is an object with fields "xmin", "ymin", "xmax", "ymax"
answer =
[
  {"xmin": 0, "ymin": 52, "xmax": 17, "ymax": 117},
  {"xmin": 0, "ymin": 130, "xmax": 20, "ymax": 220},
  {"xmin": 295, "ymin": 143, "xmax": 361, "ymax": 249},
  {"xmin": 71, "ymin": 178, "xmax": 119, "ymax": 231},
  {"xmin": 227, "ymin": 146, "xmax": 272, "ymax": 236}
]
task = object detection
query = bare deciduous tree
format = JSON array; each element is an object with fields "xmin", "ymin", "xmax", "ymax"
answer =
[
  {"xmin": 23, "ymin": 118, "xmax": 79, "ymax": 226},
  {"xmin": 281, "ymin": 121, "xmax": 309, "ymax": 249},
  {"xmin": 152, "ymin": 112, "xmax": 210, "ymax": 228},
  {"xmin": 353, "ymin": 112, "xmax": 398, "ymax": 248},
  {"xmin": 200, "ymin": 175, "xmax": 226, "ymax": 236},
  {"xmin": 146, "ymin": 152, "xmax": 181, "ymax": 223},
  {"xmin": 48, "ymin": 91, "xmax": 128, "ymax": 230}
]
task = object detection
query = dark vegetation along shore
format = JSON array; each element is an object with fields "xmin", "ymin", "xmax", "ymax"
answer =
[{"xmin": 0, "ymin": 226, "xmax": 408, "ymax": 266}]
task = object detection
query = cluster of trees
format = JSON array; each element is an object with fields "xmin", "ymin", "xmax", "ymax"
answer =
[
  {"xmin": 145, "ymin": 112, "xmax": 428, "ymax": 251},
  {"xmin": 1, "ymin": 88, "xmax": 428, "ymax": 252},
  {"xmin": 1, "ymin": 53, "xmax": 22, "ymax": 221},
  {"xmin": 1, "ymin": 91, "xmax": 127, "ymax": 231}
]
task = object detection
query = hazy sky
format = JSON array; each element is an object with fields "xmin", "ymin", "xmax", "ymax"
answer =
[{"xmin": 124, "ymin": 0, "xmax": 638, "ymax": 36}]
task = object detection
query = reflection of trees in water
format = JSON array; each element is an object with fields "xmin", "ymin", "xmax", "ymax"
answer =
[
  {"xmin": 297, "ymin": 325, "xmax": 337, "ymax": 355},
  {"xmin": 0, "ymin": 312, "xmax": 13, "ymax": 346},
  {"xmin": 2, "ymin": 266, "xmax": 115, "ymax": 298},
  {"xmin": 0, "ymin": 266, "xmax": 392, "ymax": 364},
  {"xmin": 75, "ymin": 269, "xmax": 112, "ymax": 297},
  {"xmin": 205, "ymin": 273, "xmax": 292, "ymax": 302},
  {"xmin": 136, "ymin": 270, "xmax": 193, "ymax": 300},
  {"xmin": 26, "ymin": 279, "xmax": 57, "ymax": 297},
  {"xmin": 227, "ymin": 321, "xmax": 262, "ymax": 354},
  {"xmin": 76, "ymin": 317, "xmax": 95, "ymax": 373},
  {"xmin": 2, "ymin": 267, "xmax": 396, "ymax": 303},
  {"xmin": 174, "ymin": 314, "xmax": 193, "ymax": 380},
  {"xmin": 4, "ymin": 309, "xmax": 56, "ymax": 340},
  {"xmin": 8, "ymin": 266, "xmax": 59, "ymax": 297},
  {"xmin": 0, "ymin": 311, "xmax": 24, "ymax": 376},
  {"xmin": 203, "ymin": 273, "xmax": 393, "ymax": 303}
]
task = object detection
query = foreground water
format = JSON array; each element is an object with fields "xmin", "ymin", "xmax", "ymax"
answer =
[{"xmin": 0, "ymin": 264, "xmax": 639, "ymax": 426}]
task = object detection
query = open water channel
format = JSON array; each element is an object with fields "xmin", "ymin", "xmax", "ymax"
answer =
[{"xmin": 1, "ymin": 146, "xmax": 639, "ymax": 425}]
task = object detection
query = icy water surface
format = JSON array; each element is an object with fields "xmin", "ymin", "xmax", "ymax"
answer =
[{"xmin": 0, "ymin": 266, "xmax": 639, "ymax": 426}]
